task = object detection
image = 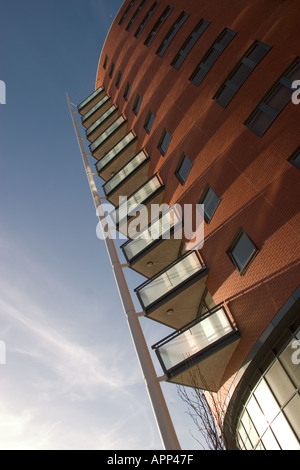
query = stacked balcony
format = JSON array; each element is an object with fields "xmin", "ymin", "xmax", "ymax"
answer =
[
  {"xmin": 86, "ymin": 104, "xmax": 119, "ymax": 143},
  {"xmin": 152, "ymin": 303, "xmax": 240, "ymax": 391},
  {"xmin": 135, "ymin": 251, "xmax": 208, "ymax": 329},
  {"xmin": 81, "ymin": 95, "xmax": 112, "ymax": 129},
  {"xmin": 89, "ymin": 115, "xmax": 128, "ymax": 160},
  {"xmin": 77, "ymin": 86, "xmax": 105, "ymax": 116}
]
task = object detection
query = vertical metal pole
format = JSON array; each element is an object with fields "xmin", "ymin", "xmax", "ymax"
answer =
[{"xmin": 66, "ymin": 93, "xmax": 181, "ymax": 451}]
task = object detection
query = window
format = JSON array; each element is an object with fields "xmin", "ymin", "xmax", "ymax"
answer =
[
  {"xmin": 190, "ymin": 28, "xmax": 236, "ymax": 86},
  {"xmin": 171, "ymin": 19, "xmax": 210, "ymax": 70},
  {"xmin": 144, "ymin": 5, "xmax": 174, "ymax": 46},
  {"xmin": 134, "ymin": 1, "xmax": 160, "ymax": 38},
  {"xmin": 199, "ymin": 185, "xmax": 221, "ymax": 223},
  {"xmin": 115, "ymin": 71, "xmax": 123, "ymax": 89},
  {"xmin": 103, "ymin": 55, "xmax": 109, "ymax": 69},
  {"xmin": 158, "ymin": 129, "xmax": 172, "ymax": 155},
  {"xmin": 119, "ymin": 0, "xmax": 136, "ymax": 26},
  {"xmin": 156, "ymin": 11, "xmax": 190, "ymax": 57},
  {"xmin": 109, "ymin": 62, "xmax": 115, "ymax": 78},
  {"xmin": 197, "ymin": 288, "xmax": 216, "ymax": 317},
  {"xmin": 123, "ymin": 81, "xmax": 132, "ymax": 101},
  {"xmin": 175, "ymin": 154, "xmax": 193, "ymax": 184},
  {"xmin": 133, "ymin": 94, "xmax": 143, "ymax": 115},
  {"xmin": 126, "ymin": 0, "xmax": 148, "ymax": 31},
  {"xmin": 214, "ymin": 41, "xmax": 271, "ymax": 108},
  {"xmin": 245, "ymin": 57, "xmax": 300, "ymax": 137},
  {"xmin": 289, "ymin": 146, "xmax": 300, "ymax": 169},
  {"xmin": 144, "ymin": 110, "xmax": 156, "ymax": 133},
  {"xmin": 228, "ymin": 229, "xmax": 258, "ymax": 274}
]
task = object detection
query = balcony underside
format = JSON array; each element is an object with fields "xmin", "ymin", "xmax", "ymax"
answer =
[
  {"xmin": 96, "ymin": 137, "xmax": 138, "ymax": 182},
  {"xmin": 165, "ymin": 334, "xmax": 240, "ymax": 392},
  {"xmin": 81, "ymin": 98, "xmax": 112, "ymax": 129},
  {"xmin": 105, "ymin": 159, "xmax": 150, "ymax": 206},
  {"xmin": 91, "ymin": 122, "xmax": 128, "ymax": 160},
  {"xmin": 78, "ymin": 87, "xmax": 105, "ymax": 116},
  {"xmin": 86, "ymin": 107, "xmax": 119, "ymax": 143}
]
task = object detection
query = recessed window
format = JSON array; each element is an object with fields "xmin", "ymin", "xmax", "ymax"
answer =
[
  {"xmin": 228, "ymin": 229, "xmax": 258, "ymax": 275},
  {"xmin": 103, "ymin": 55, "xmax": 109, "ymax": 69},
  {"xmin": 126, "ymin": 0, "xmax": 148, "ymax": 31},
  {"xmin": 156, "ymin": 11, "xmax": 190, "ymax": 57},
  {"xmin": 171, "ymin": 19, "xmax": 210, "ymax": 70},
  {"xmin": 199, "ymin": 185, "xmax": 221, "ymax": 223},
  {"xmin": 123, "ymin": 81, "xmax": 132, "ymax": 101},
  {"xmin": 245, "ymin": 58, "xmax": 300, "ymax": 137},
  {"xmin": 109, "ymin": 62, "xmax": 115, "ymax": 78},
  {"xmin": 144, "ymin": 5, "xmax": 174, "ymax": 46},
  {"xmin": 144, "ymin": 110, "xmax": 156, "ymax": 133},
  {"xmin": 158, "ymin": 129, "xmax": 172, "ymax": 155},
  {"xmin": 115, "ymin": 71, "xmax": 123, "ymax": 89},
  {"xmin": 289, "ymin": 146, "xmax": 300, "ymax": 169},
  {"xmin": 190, "ymin": 28, "xmax": 236, "ymax": 86},
  {"xmin": 133, "ymin": 94, "xmax": 143, "ymax": 115},
  {"xmin": 134, "ymin": 1, "xmax": 160, "ymax": 38},
  {"xmin": 175, "ymin": 153, "xmax": 193, "ymax": 184},
  {"xmin": 119, "ymin": 1, "xmax": 136, "ymax": 26},
  {"xmin": 214, "ymin": 41, "xmax": 271, "ymax": 108}
]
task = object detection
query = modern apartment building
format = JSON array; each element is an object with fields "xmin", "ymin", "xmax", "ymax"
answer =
[{"xmin": 76, "ymin": 0, "xmax": 300, "ymax": 450}]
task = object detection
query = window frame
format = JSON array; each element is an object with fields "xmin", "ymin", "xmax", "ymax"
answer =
[
  {"xmin": 289, "ymin": 146, "xmax": 300, "ymax": 170},
  {"xmin": 144, "ymin": 5, "xmax": 174, "ymax": 47},
  {"xmin": 156, "ymin": 11, "xmax": 190, "ymax": 57},
  {"xmin": 158, "ymin": 128, "xmax": 172, "ymax": 155},
  {"xmin": 123, "ymin": 81, "xmax": 132, "ymax": 101},
  {"xmin": 175, "ymin": 153, "xmax": 193, "ymax": 185},
  {"xmin": 144, "ymin": 110, "xmax": 156, "ymax": 133},
  {"xmin": 134, "ymin": 1, "xmax": 160, "ymax": 38},
  {"xmin": 227, "ymin": 229, "xmax": 258, "ymax": 275},
  {"xmin": 171, "ymin": 19, "xmax": 210, "ymax": 70},
  {"xmin": 199, "ymin": 185, "xmax": 221, "ymax": 223},
  {"xmin": 132, "ymin": 94, "xmax": 143, "ymax": 115}
]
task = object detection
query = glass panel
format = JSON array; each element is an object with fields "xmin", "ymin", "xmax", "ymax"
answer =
[
  {"xmin": 156, "ymin": 12, "xmax": 189, "ymax": 57},
  {"xmin": 86, "ymin": 105, "xmax": 117, "ymax": 136},
  {"xmin": 90, "ymin": 116, "xmax": 126, "ymax": 152},
  {"xmin": 216, "ymin": 84, "xmax": 236, "ymax": 107},
  {"xmin": 103, "ymin": 151, "xmax": 148, "ymax": 196},
  {"xmin": 172, "ymin": 20, "xmax": 209, "ymax": 69},
  {"xmin": 157, "ymin": 306, "xmax": 233, "ymax": 371},
  {"xmin": 285, "ymin": 60, "xmax": 300, "ymax": 82},
  {"xmin": 144, "ymin": 6, "xmax": 174, "ymax": 46},
  {"xmin": 78, "ymin": 87, "xmax": 103, "ymax": 111},
  {"xmin": 264, "ymin": 83, "xmax": 292, "ymax": 113},
  {"xmin": 177, "ymin": 155, "xmax": 192, "ymax": 183},
  {"xmin": 217, "ymin": 29, "xmax": 236, "ymax": 48},
  {"xmin": 271, "ymin": 411, "xmax": 300, "ymax": 450},
  {"xmin": 254, "ymin": 378, "xmax": 281, "ymax": 424},
  {"xmin": 134, "ymin": 1, "xmax": 159, "ymax": 38},
  {"xmin": 126, "ymin": 0, "xmax": 148, "ymax": 31},
  {"xmin": 265, "ymin": 360, "xmax": 295, "ymax": 406},
  {"xmin": 123, "ymin": 208, "xmax": 181, "ymax": 260},
  {"xmin": 279, "ymin": 338, "xmax": 300, "ymax": 387},
  {"xmin": 230, "ymin": 231, "xmax": 256, "ymax": 272},
  {"xmin": 145, "ymin": 111, "xmax": 156, "ymax": 133},
  {"xmin": 241, "ymin": 409, "xmax": 259, "ymax": 449},
  {"xmin": 138, "ymin": 251, "xmax": 202, "ymax": 308},
  {"xmin": 96, "ymin": 132, "xmax": 136, "ymax": 172},
  {"xmin": 82, "ymin": 95, "xmax": 110, "ymax": 122},
  {"xmin": 202, "ymin": 187, "xmax": 220, "ymax": 222},
  {"xmin": 230, "ymin": 62, "xmax": 252, "ymax": 87},
  {"xmin": 261, "ymin": 428, "xmax": 280, "ymax": 450},
  {"xmin": 245, "ymin": 43, "xmax": 270, "ymax": 64},
  {"xmin": 284, "ymin": 394, "xmax": 300, "ymax": 441},
  {"xmin": 247, "ymin": 108, "xmax": 274, "ymax": 136},
  {"xmin": 247, "ymin": 394, "xmax": 268, "ymax": 435},
  {"xmin": 158, "ymin": 130, "xmax": 172, "ymax": 155}
]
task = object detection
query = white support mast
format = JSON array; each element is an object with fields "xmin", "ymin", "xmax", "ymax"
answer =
[{"xmin": 66, "ymin": 92, "xmax": 181, "ymax": 451}]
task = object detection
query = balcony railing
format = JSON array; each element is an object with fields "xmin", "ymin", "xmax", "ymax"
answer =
[
  {"xmin": 86, "ymin": 105, "xmax": 118, "ymax": 142},
  {"xmin": 121, "ymin": 206, "xmax": 183, "ymax": 277},
  {"xmin": 103, "ymin": 150, "xmax": 150, "ymax": 204},
  {"xmin": 77, "ymin": 86, "xmax": 104, "ymax": 115},
  {"xmin": 110, "ymin": 175, "xmax": 165, "ymax": 235},
  {"xmin": 152, "ymin": 303, "xmax": 240, "ymax": 391},
  {"xmin": 81, "ymin": 95, "xmax": 111, "ymax": 128},
  {"xmin": 89, "ymin": 115, "xmax": 127, "ymax": 160},
  {"xmin": 135, "ymin": 250, "xmax": 208, "ymax": 328}
]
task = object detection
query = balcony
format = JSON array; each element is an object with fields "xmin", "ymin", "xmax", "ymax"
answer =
[
  {"xmin": 121, "ymin": 207, "xmax": 183, "ymax": 278},
  {"xmin": 86, "ymin": 105, "xmax": 119, "ymax": 143},
  {"xmin": 95, "ymin": 131, "xmax": 138, "ymax": 181},
  {"xmin": 110, "ymin": 175, "xmax": 165, "ymax": 237},
  {"xmin": 103, "ymin": 150, "xmax": 150, "ymax": 206},
  {"xmin": 135, "ymin": 251, "xmax": 208, "ymax": 329},
  {"xmin": 81, "ymin": 95, "xmax": 112, "ymax": 129},
  {"xmin": 77, "ymin": 87, "xmax": 105, "ymax": 116},
  {"xmin": 152, "ymin": 304, "xmax": 240, "ymax": 392},
  {"xmin": 89, "ymin": 115, "xmax": 128, "ymax": 160}
]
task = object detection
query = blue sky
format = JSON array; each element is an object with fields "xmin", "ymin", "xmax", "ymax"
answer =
[{"xmin": 0, "ymin": 0, "xmax": 203, "ymax": 450}]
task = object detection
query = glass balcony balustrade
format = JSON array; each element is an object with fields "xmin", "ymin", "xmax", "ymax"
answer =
[
  {"xmin": 77, "ymin": 86, "xmax": 104, "ymax": 115},
  {"xmin": 95, "ymin": 131, "xmax": 138, "ymax": 181},
  {"xmin": 135, "ymin": 251, "xmax": 209, "ymax": 329},
  {"xmin": 89, "ymin": 115, "xmax": 127, "ymax": 160},
  {"xmin": 103, "ymin": 150, "xmax": 150, "ymax": 205},
  {"xmin": 109, "ymin": 175, "xmax": 165, "ymax": 236},
  {"xmin": 152, "ymin": 303, "xmax": 240, "ymax": 391},
  {"xmin": 121, "ymin": 206, "xmax": 183, "ymax": 278},
  {"xmin": 86, "ymin": 105, "xmax": 118, "ymax": 142},
  {"xmin": 81, "ymin": 95, "xmax": 111, "ymax": 128}
]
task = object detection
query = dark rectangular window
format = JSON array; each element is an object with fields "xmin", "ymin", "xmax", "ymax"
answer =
[
  {"xmin": 133, "ymin": 94, "xmax": 143, "ymax": 115},
  {"xmin": 175, "ymin": 154, "xmax": 193, "ymax": 184},
  {"xmin": 228, "ymin": 229, "xmax": 258, "ymax": 275},
  {"xmin": 214, "ymin": 41, "xmax": 271, "ymax": 108},
  {"xmin": 109, "ymin": 62, "xmax": 115, "ymax": 78},
  {"xmin": 123, "ymin": 81, "xmax": 132, "ymax": 101},
  {"xmin": 190, "ymin": 28, "xmax": 236, "ymax": 86},
  {"xmin": 115, "ymin": 71, "xmax": 123, "ymax": 89},
  {"xmin": 144, "ymin": 5, "xmax": 174, "ymax": 46},
  {"xmin": 171, "ymin": 19, "xmax": 210, "ymax": 70},
  {"xmin": 134, "ymin": 1, "xmax": 160, "ymax": 38},
  {"xmin": 126, "ymin": 0, "xmax": 148, "ymax": 31},
  {"xmin": 103, "ymin": 55, "xmax": 109, "ymax": 69},
  {"xmin": 119, "ymin": 1, "xmax": 136, "ymax": 26},
  {"xmin": 245, "ymin": 58, "xmax": 300, "ymax": 137},
  {"xmin": 144, "ymin": 110, "xmax": 156, "ymax": 133},
  {"xmin": 289, "ymin": 146, "xmax": 300, "ymax": 170},
  {"xmin": 158, "ymin": 129, "xmax": 172, "ymax": 155},
  {"xmin": 199, "ymin": 185, "xmax": 221, "ymax": 223},
  {"xmin": 156, "ymin": 11, "xmax": 190, "ymax": 57}
]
